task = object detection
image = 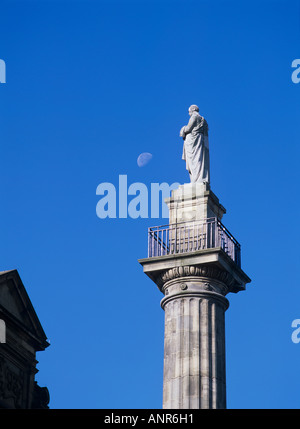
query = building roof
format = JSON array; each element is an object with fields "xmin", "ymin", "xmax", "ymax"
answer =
[{"xmin": 0, "ymin": 269, "xmax": 49, "ymax": 351}]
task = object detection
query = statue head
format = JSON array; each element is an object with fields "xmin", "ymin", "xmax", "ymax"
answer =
[{"xmin": 188, "ymin": 104, "xmax": 199, "ymax": 116}]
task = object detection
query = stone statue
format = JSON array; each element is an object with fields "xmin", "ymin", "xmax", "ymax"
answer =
[{"xmin": 180, "ymin": 105, "xmax": 210, "ymax": 184}]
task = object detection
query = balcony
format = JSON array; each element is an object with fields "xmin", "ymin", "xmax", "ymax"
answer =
[{"xmin": 148, "ymin": 217, "xmax": 241, "ymax": 268}]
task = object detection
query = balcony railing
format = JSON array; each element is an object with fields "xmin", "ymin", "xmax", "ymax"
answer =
[{"xmin": 148, "ymin": 217, "xmax": 241, "ymax": 267}]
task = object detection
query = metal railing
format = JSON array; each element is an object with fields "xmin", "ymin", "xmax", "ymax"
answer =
[{"xmin": 148, "ymin": 217, "xmax": 241, "ymax": 267}]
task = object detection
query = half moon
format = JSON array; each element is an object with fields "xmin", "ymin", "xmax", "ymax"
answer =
[{"xmin": 137, "ymin": 152, "xmax": 153, "ymax": 167}]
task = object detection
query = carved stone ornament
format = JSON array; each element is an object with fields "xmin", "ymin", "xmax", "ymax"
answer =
[
  {"xmin": 0, "ymin": 357, "xmax": 23, "ymax": 408},
  {"xmin": 155, "ymin": 264, "xmax": 236, "ymax": 289}
]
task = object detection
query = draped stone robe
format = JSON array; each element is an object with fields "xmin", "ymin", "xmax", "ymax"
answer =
[{"xmin": 180, "ymin": 112, "xmax": 210, "ymax": 184}]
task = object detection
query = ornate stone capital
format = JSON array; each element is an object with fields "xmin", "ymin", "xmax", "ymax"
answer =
[{"xmin": 155, "ymin": 264, "xmax": 236, "ymax": 291}]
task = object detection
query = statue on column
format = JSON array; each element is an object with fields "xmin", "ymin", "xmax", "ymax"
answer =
[{"xmin": 180, "ymin": 105, "xmax": 210, "ymax": 184}]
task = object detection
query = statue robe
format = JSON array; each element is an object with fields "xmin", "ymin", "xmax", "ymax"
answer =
[{"xmin": 181, "ymin": 112, "xmax": 210, "ymax": 184}]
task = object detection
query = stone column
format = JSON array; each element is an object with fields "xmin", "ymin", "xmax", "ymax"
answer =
[
  {"xmin": 161, "ymin": 273, "xmax": 228, "ymax": 409},
  {"xmin": 139, "ymin": 183, "xmax": 251, "ymax": 409}
]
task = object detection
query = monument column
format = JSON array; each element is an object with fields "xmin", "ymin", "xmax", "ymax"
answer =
[
  {"xmin": 161, "ymin": 274, "xmax": 228, "ymax": 409},
  {"xmin": 139, "ymin": 183, "xmax": 251, "ymax": 409},
  {"xmin": 139, "ymin": 106, "xmax": 251, "ymax": 409}
]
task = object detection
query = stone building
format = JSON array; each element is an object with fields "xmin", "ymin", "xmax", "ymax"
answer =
[{"xmin": 0, "ymin": 269, "xmax": 50, "ymax": 408}]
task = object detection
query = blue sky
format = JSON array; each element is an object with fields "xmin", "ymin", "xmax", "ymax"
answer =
[{"xmin": 0, "ymin": 0, "xmax": 299, "ymax": 409}]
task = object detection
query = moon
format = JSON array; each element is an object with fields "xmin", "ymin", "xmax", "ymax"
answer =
[{"xmin": 137, "ymin": 152, "xmax": 153, "ymax": 167}]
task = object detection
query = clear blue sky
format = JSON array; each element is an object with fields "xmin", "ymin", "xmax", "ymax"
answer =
[{"xmin": 0, "ymin": 0, "xmax": 299, "ymax": 409}]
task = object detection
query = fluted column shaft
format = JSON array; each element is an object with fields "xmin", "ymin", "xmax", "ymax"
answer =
[{"xmin": 161, "ymin": 276, "xmax": 229, "ymax": 409}]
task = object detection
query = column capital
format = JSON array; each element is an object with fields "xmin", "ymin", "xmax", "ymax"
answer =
[
  {"xmin": 160, "ymin": 275, "xmax": 229, "ymax": 311},
  {"xmin": 157, "ymin": 264, "xmax": 235, "ymax": 293},
  {"xmin": 139, "ymin": 248, "xmax": 251, "ymax": 294}
]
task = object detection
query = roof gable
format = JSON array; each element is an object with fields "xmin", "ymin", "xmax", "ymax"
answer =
[{"xmin": 0, "ymin": 270, "xmax": 49, "ymax": 350}]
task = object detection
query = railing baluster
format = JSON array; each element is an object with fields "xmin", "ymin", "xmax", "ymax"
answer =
[
  {"xmin": 147, "ymin": 218, "xmax": 241, "ymax": 267},
  {"xmin": 159, "ymin": 229, "xmax": 162, "ymax": 256}
]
